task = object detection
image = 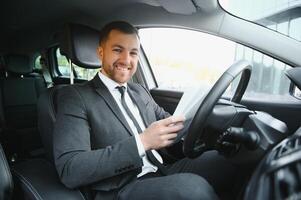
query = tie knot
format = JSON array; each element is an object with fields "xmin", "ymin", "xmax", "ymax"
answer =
[{"xmin": 116, "ymin": 86, "xmax": 126, "ymax": 96}]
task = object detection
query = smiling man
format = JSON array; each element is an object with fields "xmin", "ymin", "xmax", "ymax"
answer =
[
  {"xmin": 98, "ymin": 29, "xmax": 139, "ymax": 84},
  {"xmin": 53, "ymin": 21, "xmax": 218, "ymax": 200}
]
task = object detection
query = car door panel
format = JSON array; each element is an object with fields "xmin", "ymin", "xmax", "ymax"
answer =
[
  {"xmin": 151, "ymin": 88, "xmax": 301, "ymax": 133},
  {"xmin": 150, "ymin": 89, "xmax": 182, "ymax": 115},
  {"xmin": 241, "ymin": 98, "xmax": 301, "ymax": 133}
]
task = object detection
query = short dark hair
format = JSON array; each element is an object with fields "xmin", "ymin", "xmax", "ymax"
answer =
[{"xmin": 99, "ymin": 21, "xmax": 139, "ymax": 45}]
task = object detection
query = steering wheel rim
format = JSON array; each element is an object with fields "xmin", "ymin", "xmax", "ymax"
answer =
[{"xmin": 183, "ymin": 60, "xmax": 252, "ymax": 158}]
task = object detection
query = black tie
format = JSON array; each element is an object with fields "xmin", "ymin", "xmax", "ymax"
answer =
[{"xmin": 116, "ymin": 86, "xmax": 166, "ymax": 174}]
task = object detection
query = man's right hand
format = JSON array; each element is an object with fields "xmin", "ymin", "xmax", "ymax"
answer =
[{"xmin": 140, "ymin": 116, "xmax": 185, "ymax": 151}]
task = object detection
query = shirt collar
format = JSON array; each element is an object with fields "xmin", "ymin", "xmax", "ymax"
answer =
[{"xmin": 98, "ymin": 71, "xmax": 127, "ymax": 92}]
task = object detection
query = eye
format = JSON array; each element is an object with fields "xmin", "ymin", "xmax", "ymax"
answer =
[
  {"xmin": 130, "ymin": 51, "xmax": 138, "ymax": 56},
  {"xmin": 113, "ymin": 48, "xmax": 122, "ymax": 53}
]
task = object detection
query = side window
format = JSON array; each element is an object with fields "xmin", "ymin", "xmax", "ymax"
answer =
[
  {"xmin": 56, "ymin": 48, "xmax": 99, "ymax": 80},
  {"xmin": 56, "ymin": 49, "xmax": 71, "ymax": 76},
  {"xmin": 34, "ymin": 55, "xmax": 42, "ymax": 70},
  {"xmin": 139, "ymin": 28, "xmax": 291, "ymax": 97},
  {"xmin": 295, "ymin": 87, "xmax": 301, "ymax": 99}
]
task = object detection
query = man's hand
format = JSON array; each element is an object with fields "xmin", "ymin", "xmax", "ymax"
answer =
[{"xmin": 140, "ymin": 116, "xmax": 185, "ymax": 151}]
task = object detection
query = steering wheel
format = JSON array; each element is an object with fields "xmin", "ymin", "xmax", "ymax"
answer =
[{"xmin": 183, "ymin": 60, "xmax": 252, "ymax": 158}]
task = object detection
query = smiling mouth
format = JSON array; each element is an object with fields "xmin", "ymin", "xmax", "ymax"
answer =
[{"xmin": 115, "ymin": 65, "xmax": 130, "ymax": 71}]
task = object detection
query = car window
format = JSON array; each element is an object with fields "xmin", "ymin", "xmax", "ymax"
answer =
[
  {"xmin": 219, "ymin": 0, "xmax": 301, "ymax": 42},
  {"xmin": 56, "ymin": 48, "xmax": 99, "ymax": 80},
  {"xmin": 34, "ymin": 55, "xmax": 42, "ymax": 70},
  {"xmin": 139, "ymin": 28, "xmax": 292, "ymax": 98},
  {"xmin": 294, "ymin": 87, "xmax": 301, "ymax": 99}
]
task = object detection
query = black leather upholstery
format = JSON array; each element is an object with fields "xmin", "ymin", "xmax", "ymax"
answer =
[
  {"xmin": 11, "ymin": 85, "xmax": 87, "ymax": 200},
  {"xmin": 12, "ymin": 159, "xmax": 85, "ymax": 200},
  {"xmin": 12, "ymin": 24, "xmax": 101, "ymax": 200},
  {"xmin": 0, "ymin": 143, "xmax": 13, "ymax": 200},
  {"xmin": 34, "ymin": 24, "xmax": 101, "ymax": 199},
  {"xmin": 5, "ymin": 55, "xmax": 33, "ymax": 74},
  {"xmin": 37, "ymin": 85, "xmax": 65, "ymax": 162},
  {"xmin": 60, "ymin": 23, "xmax": 101, "ymax": 69},
  {"xmin": 1, "ymin": 54, "xmax": 46, "ymax": 158},
  {"xmin": 37, "ymin": 85, "xmax": 95, "ymax": 200}
]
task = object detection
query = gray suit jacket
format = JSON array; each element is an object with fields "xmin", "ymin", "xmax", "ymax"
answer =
[{"xmin": 53, "ymin": 75, "xmax": 170, "ymax": 198}]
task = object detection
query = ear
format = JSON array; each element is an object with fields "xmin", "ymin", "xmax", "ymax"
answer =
[{"xmin": 97, "ymin": 46, "xmax": 103, "ymax": 61}]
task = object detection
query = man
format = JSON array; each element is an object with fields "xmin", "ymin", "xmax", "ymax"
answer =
[{"xmin": 53, "ymin": 21, "xmax": 219, "ymax": 200}]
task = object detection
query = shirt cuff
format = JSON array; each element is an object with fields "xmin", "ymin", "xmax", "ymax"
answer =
[{"xmin": 134, "ymin": 134, "xmax": 146, "ymax": 157}]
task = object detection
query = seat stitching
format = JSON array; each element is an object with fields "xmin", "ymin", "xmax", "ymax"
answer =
[
  {"xmin": 12, "ymin": 166, "xmax": 86, "ymax": 200},
  {"xmin": 12, "ymin": 169, "xmax": 43, "ymax": 200},
  {"xmin": 0, "ymin": 146, "xmax": 13, "ymax": 194}
]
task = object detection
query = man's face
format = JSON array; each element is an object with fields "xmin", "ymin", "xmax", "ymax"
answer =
[{"xmin": 97, "ymin": 29, "xmax": 140, "ymax": 84}]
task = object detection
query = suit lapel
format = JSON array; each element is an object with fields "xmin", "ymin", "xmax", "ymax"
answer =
[
  {"xmin": 127, "ymin": 85, "xmax": 151, "ymax": 127},
  {"xmin": 92, "ymin": 75, "xmax": 135, "ymax": 136}
]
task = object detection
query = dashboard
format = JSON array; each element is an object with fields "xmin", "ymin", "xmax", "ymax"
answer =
[{"xmin": 245, "ymin": 127, "xmax": 301, "ymax": 200}]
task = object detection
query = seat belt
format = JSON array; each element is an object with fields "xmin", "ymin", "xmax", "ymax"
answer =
[
  {"xmin": 40, "ymin": 56, "xmax": 53, "ymax": 88},
  {"xmin": 68, "ymin": 58, "xmax": 74, "ymax": 85}
]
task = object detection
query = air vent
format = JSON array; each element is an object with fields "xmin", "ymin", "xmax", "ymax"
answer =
[
  {"xmin": 273, "ymin": 136, "xmax": 301, "ymax": 160},
  {"xmin": 268, "ymin": 162, "xmax": 301, "ymax": 200}
]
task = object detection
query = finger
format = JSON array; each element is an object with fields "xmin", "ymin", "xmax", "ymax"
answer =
[
  {"xmin": 158, "ymin": 123, "xmax": 183, "ymax": 135},
  {"xmin": 162, "ymin": 140, "xmax": 174, "ymax": 147},
  {"xmin": 161, "ymin": 115, "xmax": 185, "ymax": 126},
  {"xmin": 165, "ymin": 123, "xmax": 184, "ymax": 133},
  {"xmin": 172, "ymin": 115, "xmax": 186, "ymax": 123},
  {"xmin": 162, "ymin": 133, "xmax": 178, "ymax": 140}
]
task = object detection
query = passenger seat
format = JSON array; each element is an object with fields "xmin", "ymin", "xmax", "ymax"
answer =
[
  {"xmin": 1, "ymin": 54, "xmax": 46, "ymax": 160},
  {"xmin": 0, "ymin": 143, "xmax": 13, "ymax": 200}
]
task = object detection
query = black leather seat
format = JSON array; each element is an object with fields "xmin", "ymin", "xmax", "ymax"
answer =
[
  {"xmin": 12, "ymin": 158, "xmax": 85, "ymax": 200},
  {"xmin": 37, "ymin": 85, "xmax": 65, "ymax": 163},
  {"xmin": 10, "ymin": 87, "xmax": 86, "ymax": 200},
  {"xmin": 38, "ymin": 23, "xmax": 100, "ymax": 163},
  {"xmin": 0, "ymin": 143, "xmax": 13, "ymax": 200},
  {"xmin": 0, "ymin": 54, "xmax": 85, "ymax": 199},
  {"xmin": 10, "ymin": 24, "xmax": 100, "ymax": 200},
  {"xmin": 1, "ymin": 54, "xmax": 46, "ymax": 159}
]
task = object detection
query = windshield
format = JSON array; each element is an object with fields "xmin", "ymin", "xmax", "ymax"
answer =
[{"xmin": 219, "ymin": 0, "xmax": 301, "ymax": 42}]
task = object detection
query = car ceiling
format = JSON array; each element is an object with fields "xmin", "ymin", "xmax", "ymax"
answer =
[
  {"xmin": 0, "ymin": 0, "xmax": 218, "ymax": 54},
  {"xmin": 1, "ymin": 0, "xmax": 301, "ymax": 69}
]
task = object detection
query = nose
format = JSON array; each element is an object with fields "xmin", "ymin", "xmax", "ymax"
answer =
[{"xmin": 120, "ymin": 51, "xmax": 131, "ymax": 65}]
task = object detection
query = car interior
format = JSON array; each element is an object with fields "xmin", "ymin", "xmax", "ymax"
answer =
[{"xmin": 0, "ymin": 0, "xmax": 301, "ymax": 200}]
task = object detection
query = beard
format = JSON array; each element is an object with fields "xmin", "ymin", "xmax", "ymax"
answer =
[{"xmin": 102, "ymin": 61, "xmax": 135, "ymax": 84}]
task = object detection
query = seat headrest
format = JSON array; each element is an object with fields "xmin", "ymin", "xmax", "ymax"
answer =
[
  {"xmin": 60, "ymin": 23, "xmax": 101, "ymax": 69},
  {"xmin": 5, "ymin": 55, "xmax": 33, "ymax": 74}
]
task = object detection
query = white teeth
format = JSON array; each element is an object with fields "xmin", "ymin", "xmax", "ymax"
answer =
[{"xmin": 116, "ymin": 66, "xmax": 129, "ymax": 71}]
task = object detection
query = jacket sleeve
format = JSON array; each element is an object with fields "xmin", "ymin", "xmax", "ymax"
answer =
[
  {"xmin": 139, "ymin": 85, "xmax": 171, "ymax": 120},
  {"xmin": 53, "ymin": 86, "xmax": 143, "ymax": 189}
]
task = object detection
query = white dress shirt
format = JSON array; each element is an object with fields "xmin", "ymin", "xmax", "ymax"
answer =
[{"xmin": 98, "ymin": 72, "xmax": 163, "ymax": 177}]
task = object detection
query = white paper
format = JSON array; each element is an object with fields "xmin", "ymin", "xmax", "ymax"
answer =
[
  {"xmin": 173, "ymin": 85, "xmax": 210, "ymax": 120},
  {"xmin": 172, "ymin": 85, "xmax": 211, "ymax": 142}
]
